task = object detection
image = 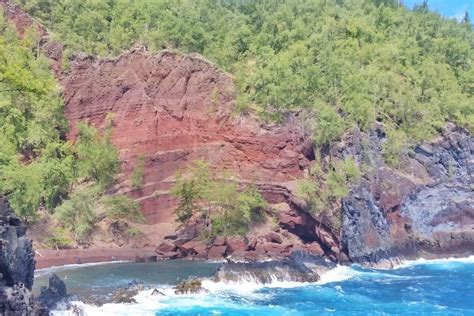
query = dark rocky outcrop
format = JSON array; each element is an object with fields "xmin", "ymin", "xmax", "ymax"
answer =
[
  {"xmin": 37, "ymin": 274, "xmax": 68, "ymax": 309},
  {"xmin": 174, "ymin": 278, "xmax": 206, "ymax": 294},
  {"xmin": 214, "ymin": 251, "xmax": 335, "ymax": 284},
  {"xmin": 0, "ymin": 198, "xmax": 49, "ymax": 315},
  {"xmin": 340, "ymin": 124, "xmax": 473, "ymax": 266}
]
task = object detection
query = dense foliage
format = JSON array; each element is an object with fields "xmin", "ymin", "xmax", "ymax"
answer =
[
  {"xmin": 0, "ymin": 15, "xmax": 69, "ymax": 221},
  {"xmin": 0, "ymin": 15, "xmax": 140, "ymax": 240},
  {"xmin": 171, "ymin": 160, "xmax": 267, "ymax": 237},
  {"xmin": 17, "ymin": 0, "xmax": 473, "ymax": 153}
]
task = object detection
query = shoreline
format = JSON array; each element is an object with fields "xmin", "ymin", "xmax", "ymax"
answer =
[
  {"xmin": 34, "ymin": 246, "xmax": 474, "ymax": 271},
  {"xmin": 34, "ymin": 248, "xmax": 157, "ymax": 269}
]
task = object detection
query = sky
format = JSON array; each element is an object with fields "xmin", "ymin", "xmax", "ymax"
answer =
[{"xmin": 403, "ymin": 0, "xmax": 473, "ymax": 21}]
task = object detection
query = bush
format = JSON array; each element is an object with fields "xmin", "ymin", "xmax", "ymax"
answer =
[
  {"xmin": 102, "ymin": 195, "xmax": 145, "ymax": 223},
  {"xmin": 131, "ymin": 156, "xmax": 145, "ymax": 189},
  {"xmin": 171, "ymin": 160, "xmax": 267, "ymax": 237},
  {"xmin": 54, "ymin": 186, "xmax": 99, "ymax": 241},
  {"xmin": 75, "ymin": 122, "xmax": 120, "ymax": 188},
  {"xmin": 45, "ymin": 227, "xmax": 73, "ymax": 250},
  {"xmin": 126, "ymin": 226, "xmax": 142, "ymax": 238}
]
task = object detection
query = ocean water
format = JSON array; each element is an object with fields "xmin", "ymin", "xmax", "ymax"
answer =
[{"xmin": 34, "ymin": 257, "xmax": 474, "ymax": 316}]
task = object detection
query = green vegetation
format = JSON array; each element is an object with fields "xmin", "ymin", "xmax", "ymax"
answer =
[
  {"xmin": 297, "ymin": 157, "xmax": 361, "ymax": 230},
  {"xmin": 54, "ymin": 186, "xmax": 99, "ymax": 241},
  {"xmin": 44, "ymin": 227, "xmax": 73, "ymax": 250},
  {"xmin": 16, "ymin": 0, "xmax": 473, "ymax": 159},
  {"xmin": 0, "ymin": 14, "xmax": 141, "ymax": 241},
  {"xmin": 0, "ymin": 14, "xmax": 68, "ymax": 221},
  {"xmin": 75, "ymin": 122, "xmax": 120, "ymax": 188},
  {"xmin": 131, "ymin": 155, "xmax": 145, "ymax": 189},
  {"xmin": 3, "ymin": 1, "xmax": 473, "ymax": 238},
  {"xmin": 102, "ymin": 195, "xmax": 145, "ymax": 223},
  {"xmin": 171, "ymin": 160, "xmax": 267, "ymax": 238}
]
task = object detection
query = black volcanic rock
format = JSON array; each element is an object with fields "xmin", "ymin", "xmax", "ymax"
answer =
[
  {"xmin": 0, "ymin": 197, "xmax": 50, "ymax": 315},
  {"xmin": 38, "ymin": 274, "xmax": 68, "ymax": 309},
  {"xmin": 340, "ymin": 124, "xmax": 473, "ymax": 265}
]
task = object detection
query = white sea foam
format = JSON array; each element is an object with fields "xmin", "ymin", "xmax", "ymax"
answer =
[
  {"xmin": 317, "ymin": 265, "xmax": 359, "ymax": 284},
  {"xmin": 392, "ymin": 255, "xmax": 474, "ymax": 269},
  {"xmin": 48, "ymin": 256, "xmax": 474, "ymax": 315}
]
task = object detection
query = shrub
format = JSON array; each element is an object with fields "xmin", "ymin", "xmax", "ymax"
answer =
[
  {"xmin": 45, "ymin": 227, "xmax": 73, "ymax": 250},
  {"xmin": 54, "ymin": 186, "xmax": 99, "ymax": 241},
  {"xmin": 75, "ymin": 122, "xmax": 120, "ymax": 188},
  {"xmin": 131, "ymin": 156, "xmax": 145, "ymax": 189},
  {"xmin": 102, "ymin": 195, "xmax": 145, "ymax": 223},
  {"xmin": 171, "ymin": 160, "xmax": 267, "ymax": 237}
]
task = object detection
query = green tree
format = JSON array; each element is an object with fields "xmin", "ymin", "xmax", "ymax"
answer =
[
  {"xmin": 75, "ymin": 122, "xmax": 120, "ymax": 188},
  {"xmin": 54, "ymin": 186, "xmax": 99, "ymax": 241},
  {"xmin": 102, "ymin": 195, "xmax": 145, "ymax": 223}
]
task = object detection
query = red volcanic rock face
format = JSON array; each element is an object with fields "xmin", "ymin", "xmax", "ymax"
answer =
[{"xmin": 61, "ymin": 48, "xmax": 309, "ymax": 224}]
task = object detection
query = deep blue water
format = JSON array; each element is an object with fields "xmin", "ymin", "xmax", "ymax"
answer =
[{"xmin": 36, "ymin": 257, "xmax": 474, "ymax": 315}]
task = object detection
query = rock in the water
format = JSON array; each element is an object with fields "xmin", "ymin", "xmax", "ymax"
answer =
[
  {"xmin": 174, "ymin": 278, "xmax": 206, "ymax": 295},
  {"xmin": 111, "ymin": 288, "xmax": 137, "ymax": 304},
  {"xmin": 214, "ymin": 251, "xmax": 334, "ymax": 284},
  {"xmin": 38, "ymin": 273, "xmax": 68, "ymax": 309}
]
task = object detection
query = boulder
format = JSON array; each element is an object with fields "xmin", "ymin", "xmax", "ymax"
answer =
[
  {"xmin": 262, "ymin": 242, "xmax": 292, "ymax": 256},
  {"xmin": 37, "ymin": 274, "xmax": 68, "ymax": 309},
  {"xmin": 208, "ymin": 245, "xmax": 227, "ymax": 259},
  {"xmin": 247, "ymin": 238, "xmax": 258, "ymax": 251},
  {"xmin": 212, "ymin": 237, "xmax": 226, "ymax": 247},
  {"xmin": 225, "ymin": 237, "xmax": 248, "ymax": 254},
  {"xmin": 305, "ymin": 242, "xmax": 325, "ymax": 256},
  {"xmin": 156, "ymin": 242, "xmax": 176, "ymax": 254},
  {"xmin": 265, "ymin": 232, "xmax": 283, "ymax": 244},
  {"xmin": 174, "ymin": 278, "xmax": 206, "ymax": 295}
]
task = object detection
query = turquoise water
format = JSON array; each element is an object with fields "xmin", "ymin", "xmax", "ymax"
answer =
[{"xmin": 36, "ymin": 257, "xmax": 474, "ymax": 315}]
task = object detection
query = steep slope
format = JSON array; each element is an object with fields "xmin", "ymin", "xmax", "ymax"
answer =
[
  {"xmin": 2, "ymin": 0, "xmax": 473, "ymax": 265},
  {"xmin": 62, "ymin": 48, "xmax": 311, "ymax": 224}
]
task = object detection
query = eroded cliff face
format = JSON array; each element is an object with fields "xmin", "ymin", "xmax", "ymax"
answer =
[{"xmin": 62, "ymin": 48, "xmax": 311, "ymax": 224}]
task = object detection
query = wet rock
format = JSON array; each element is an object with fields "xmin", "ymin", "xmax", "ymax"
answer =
[
  {"xmin": 151, "ymin": 289, "xmax": 165, "ymax": 296},
  {"xmin": 174, "ymin": 278, "xmax": 206, "ymax": 295},
  {"xmin": 38, "ymin": 274, "xmax": 68, "ymax": 309},
  {"xmin": 214, "ymin": 255, "xmax": 321, "ymax": 284},
  {"xmin": 156, "ymin": 251, "xmax": 179, "ymax": 260},
  {"xmin": 111, "ymin": 288, "xmax": 137, "ymax": 304}
]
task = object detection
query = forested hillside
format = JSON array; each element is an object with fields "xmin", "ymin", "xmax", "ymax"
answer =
[
  {"xmin": 1, "ymin": 0, "xmax": 473, "ymax": 249},
  {"xmin": 16, "ymin": 0, "xmax": 473, "ymax": 158}
]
